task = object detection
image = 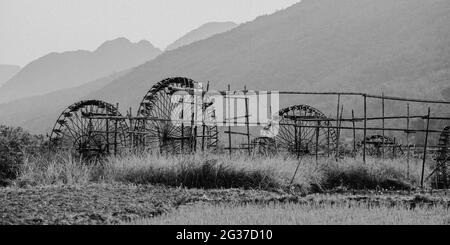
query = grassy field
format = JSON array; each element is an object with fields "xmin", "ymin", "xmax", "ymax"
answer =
[
  {"xmin": 16, "ymin": 152, "xmax": 427, "ymax": 192},
  {"xmin": 1, "ymin": 151, "xmax": 445, "ymax": 225},
  {"xmin": 130, "ymin": 201, "xmax": 450, "ymax": 225}
]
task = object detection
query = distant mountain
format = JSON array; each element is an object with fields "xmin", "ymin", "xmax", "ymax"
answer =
[
  {"xmin": 166, "ymin": 22, "xmax": 237, "ymax": 51},
  {"xmin": 0, "ymin": 64, "xmax": 20, "ymax": 87},
  {"xmin": 0, "ymin": 38, "xmax": 162, "ymax": 103},
  {"xmin": 0, "ymin": 69, "xmax": 130, "ymax": 134},
  {"xmin": 3, "ymin": 0, "xmax": 450, "ymax": 138},
  {"xmin": 91, "ymin": 0, "xmax": 450, "ymax": 111}
]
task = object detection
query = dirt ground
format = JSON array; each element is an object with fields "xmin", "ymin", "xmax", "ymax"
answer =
[
  {"xmin": 0, "ymin": 184, "xmax": 289, "ymax": 225},
  {"xmin": 1, "ymin": 184, "xmax": 449, "ymax": 225}
]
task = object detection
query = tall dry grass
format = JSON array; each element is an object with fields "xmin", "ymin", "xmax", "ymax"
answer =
[
  {"xmin": 14, "ymin": 151, "xmax": 428, "ymax": 191},
  {"xmin": 17, "ymin": 153, "xmax": 95, "ymax": 187}
]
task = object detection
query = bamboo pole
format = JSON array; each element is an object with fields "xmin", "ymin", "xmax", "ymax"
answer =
[
  {"xmin": 114, "ymin": 103, "xmax": 119, "ymax": 156},
  {"xmin": 352, "ymin": 110, "xmax": 356, "ymax": 157},
  {"xmin": 315, "ymin": 120, "xmax": 320, "ymax": 164},
  {"xmin": 128, "ymin": 107, "xmax": 133, "ymax": 149},
  {"xmin": 142, "ymin": 119, "xmax": 146, "ymax": 150},
  {"xmin": 181, "ymin": 98, "xmax": 184, "ymax": 153},
  {"xmin": 363, "ymin": 94, "xmax": 367, "ymax": 163},
  {"xmin": 335, "ymin": 95, "xmax": 341, "ymax": 159},
  {"xmin": 87, "ymin": 115, "xmax": 445, "ymax": 134},
  {"xmin": 294, "ymin": 124, "xmax": 299, "ymax": 159},
  {"xmin": 89, "ymin": 114, "xmax": 449, "ymax": 123},
  {"xmin": 327, "ymin": 122, "xmax": 331, "ymax": 158},
  {"xmin": 191, "ymin": 90, "xmax": 196, "ymax": 152},
  {"xmin": 382, "ymin": 92, "xmax": 385, "ymax": 159},
  {"xmin": 420, "ymin": 107, "xmax": 431, "ymax": 188},
  {"xmin": 244, "ymin": 85, "xmax": 251, "ymax": 155},
  {"xmin": 298, "ymin": 115, "xmax": 302, "ymax": 159},
  {"xmin": 106, "ymin": 118, "xmax": 110, "ymax": 154},
  {"xmin": 201, "ymin": 89, "xmax": 206, "ymax": 151},
  {"xmin": 290, "ymin": 158, "xmax": 303, "ymax": 186},
  {"xmin": 406, "ymin": 103, "xmax": 410, "ymax": 179},
  {"xmin": 170, "ymin": 87, "xmax": 450, "ymax": 105},
  {"xmin": 336, "ymin": 105, "xmax": 344, "ymax": 159},
  {"xmin": 227, "ymin": 84, "xmax": 232, "ymax": 158}
]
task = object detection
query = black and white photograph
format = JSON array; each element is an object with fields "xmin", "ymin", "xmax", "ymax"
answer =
[{"xmin": 1, "ymin": 0, "xmax": 450, "ymax": 231}]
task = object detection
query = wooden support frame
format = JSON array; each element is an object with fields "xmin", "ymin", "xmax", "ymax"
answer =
[{"xmin": 56, "ymin": 85, "xmax": 450, "ymax": 186}]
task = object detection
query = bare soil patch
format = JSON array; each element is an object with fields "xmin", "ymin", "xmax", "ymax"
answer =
[{"xmin": 0, "ymin": 184, "xmax": 286, "ymax": 225}]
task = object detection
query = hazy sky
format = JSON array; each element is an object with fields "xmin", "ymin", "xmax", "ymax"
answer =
[{"xmin": 0, "ymin": 0, "xmax": 300, "ymax": 66}]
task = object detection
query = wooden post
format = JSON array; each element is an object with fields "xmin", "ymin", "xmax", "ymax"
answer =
[
  {"xmin": 406, "ymin": 103, "xmax": 410, "ymax": 179},
  {"xmin": 193, "ymin": 88, "xmax": 198, "ymax": 152},
  {"xmin": 298, "ymin": 116, "xmax": 302, "ymax": 159},
  {"xmin": 114, "ymin": 119, "xmax": 118, "ymax": 156},
  {"xmin": 244, "ymin": 85, "xmax": 251, "ymax": 155},
  {"xmin": 290, "ymin": 158, "xmax": 303, "ymax": 186},
  {"xmin": 114, "ymin": 103, "xmax": 119, "ymax": 156},
  {"xmin": 142, "ymin": 119, "xmax": 146, "ymax": 150},
  {"xmin": 315, "ymin": 120, "xmax": 320, "ymax": 164},
  {"xmin": 336, "ymin": 105, "xmax": 343, "ymax": 160},
  {"xmin": 382, "ymin": 92, "xmax": 385, "ymax": 159},
  {"xmin": 201, "ymin": 83, "xmax": 209, "ymax": 151},
  {"xmin": 129, "ymin": 107, "xmax": 133, "ymax": 149},
  {"xmin": 106, "ymin": 118, "xmax": 110, "ymax": 154},
  {"xmin": 363, "ymin": 94, "xmax": 367, "ymax": 163},
  {"xmin": 294, "ymin": 123, "xmax": 299, "ymax": 159},
  {"xmin": 227, "ymin": 84, "xmax": 232, "ymax": 158},
  {"xmin": 87, "ymin": 117, "xmax": 92, "ymax": 158},
  {"xmin": 181, "ymin": 97, "xmax": 184, "ymax": 153},
  {"xmin": 327, "ymin": 123, "xmax": 331, "ymax": 158},
  {"xmin": 191, "ymin": 91, "xmax": 196, "ymax": 152},
  {"xmin": 352, "ymin": 110, "xmax": 356, "ymax": 157},
  {"xmin": 420, "ymin": 107, "xmax": 431, "ymax": 188},
  {"xmin": 201, "ymin": 121, "xmax": 205, "ymax": 152},
  {"xmin": 340, "ymin": 105, "xmax": 343, "ymax": 146},
  {"xmin": 202, "ymin": 81, "xmax": 209, "ymax": 151},
  {"xmin": 336, "ymin": 94, "xmax": 341, "ymax": 156}
]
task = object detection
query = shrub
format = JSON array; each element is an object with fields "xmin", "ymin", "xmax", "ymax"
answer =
[
  {"xmin": 107, "ymin": 154, "xmax": 281, "ymax": 189},
  {"xmin": 318, "ymin": 158, "xmax": 413, "ymax": 190},
  {"xmin": 0, "ymin": 125, "xmax": 44, "ymax": 186}
]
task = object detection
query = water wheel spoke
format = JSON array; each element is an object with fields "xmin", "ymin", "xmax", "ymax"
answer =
[
  {"xmin": 49, "ymin": 100, "xmax": 128, "ymax": 160},
  {"xmin": 266, "ymin": 105, "xmax": 337, "ymax": 156}
]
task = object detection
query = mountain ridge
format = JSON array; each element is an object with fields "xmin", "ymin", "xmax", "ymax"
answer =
[
  {"xmin": 2, "ymin": 0, "xmax": 450, "ymax": 135},
  {"xmin": 0, "ymin": 69, "xmax": 131, "ymax": 134},
  {"xmin": 166, "ymin": 22, "xmax": 238, "ymax": 51},
  {"xmin": 0, "ymin": 64, "xmax": 20, "ymax": 87},
  {"xmin": 89, "ymin": 0, "xmax": 450, "ymax": 111},
  {"xmin": 0, "ymin": 38, "xmax": 162, "ymax": 103}
]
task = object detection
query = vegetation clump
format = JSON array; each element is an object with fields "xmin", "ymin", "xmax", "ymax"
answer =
[{"xmin": 0, "ymin": 125, "xmax": 44, "ymax": 186}]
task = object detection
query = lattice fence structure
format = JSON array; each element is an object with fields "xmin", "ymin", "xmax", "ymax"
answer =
[{"xmin": 48, "ymin": 77, "xmax": 450, "ymax": 188}]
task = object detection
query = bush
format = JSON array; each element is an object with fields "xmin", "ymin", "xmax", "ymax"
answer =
[
  {"xmin": 0, "ymin": 125, "xmax": 44, "ymax": 186},
  {"xmin": 107, "ymin": 154, "xmax": 281, "ymax": 190},
  {"xmin": 318, "ymin": 159, "xmax": 413, "ymax": 191}
]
